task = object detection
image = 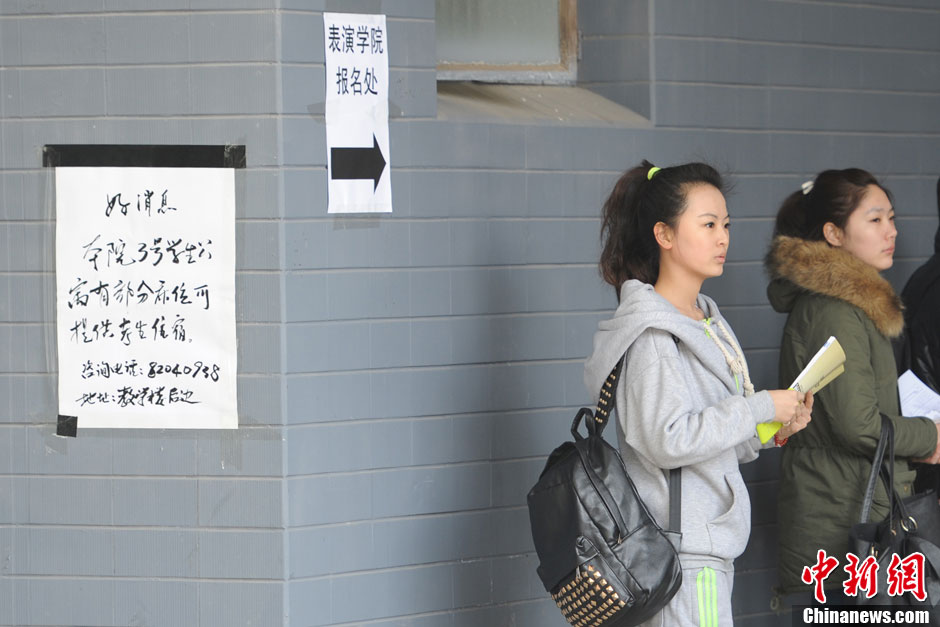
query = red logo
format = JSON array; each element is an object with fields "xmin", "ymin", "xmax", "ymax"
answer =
[
  {"xmin": 843, "ymin": 554, "xmax": 879, "ymax": 598},
  {"xmin": 801, "ymin": 550, "xmax": 840, "ymax": 603}
]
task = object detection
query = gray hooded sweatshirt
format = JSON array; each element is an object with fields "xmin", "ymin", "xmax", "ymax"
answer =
[{"xmin": 584, "ymin": 280, "xmax": 775, "ymax": 571}]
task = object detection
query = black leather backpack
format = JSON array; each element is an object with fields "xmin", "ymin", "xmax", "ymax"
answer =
[{"xmin": 526, "ymin": 359, "xmax": 682, "ymax": 626}]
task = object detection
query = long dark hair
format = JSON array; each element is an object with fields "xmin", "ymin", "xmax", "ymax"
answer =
[
  {"xmin": 599, "ymin": 159, "xmax": 726, "ymax": 292},
  {"xmin": 772, "ymin": 168, "xmax": 892, "ymax": 241}
]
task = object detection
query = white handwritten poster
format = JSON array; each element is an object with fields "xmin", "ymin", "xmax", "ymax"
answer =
[{"xmin": 55, "ymin": 167, "xmax": 237, "ymax": 429}]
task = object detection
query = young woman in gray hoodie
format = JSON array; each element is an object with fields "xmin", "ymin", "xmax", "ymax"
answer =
[{"xmin": 584, "ymin": 161, "xmax": 812, "ymax": 626}]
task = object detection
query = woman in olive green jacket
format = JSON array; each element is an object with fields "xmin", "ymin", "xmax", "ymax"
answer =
[{"xmin": 765, "ymin": 168, "xmax": 940, "ymax": 597}]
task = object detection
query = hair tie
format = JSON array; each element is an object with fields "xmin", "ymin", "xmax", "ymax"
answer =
[
  {"xmin": 801, "ymin": 180, "xmax": 814, "ymax": 195},
  {"xmin": 647, "ymin": 167, "xmax": 662, "ymax": 180}
]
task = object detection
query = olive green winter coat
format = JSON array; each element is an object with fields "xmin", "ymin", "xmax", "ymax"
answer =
[{"xmin": 766, "ymin": 236, "xmax": 938, "ymax": 593}]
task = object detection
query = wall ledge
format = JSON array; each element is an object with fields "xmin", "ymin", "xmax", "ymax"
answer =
[{"xmin": 436, "ymin": 81, "xmax": 651, "ymax": 128}]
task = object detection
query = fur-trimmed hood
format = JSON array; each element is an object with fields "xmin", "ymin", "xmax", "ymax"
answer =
[{"xmin": 765, "ymin": 235, "xmax": 904, "ymax": 338}]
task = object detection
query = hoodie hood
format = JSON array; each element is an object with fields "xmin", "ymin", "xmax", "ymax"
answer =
[
  {"xmin": 765, "ymin": 235, "xmax": 904, "ymax": 338},
  {"xmin": 583, "ymin": 280, "xmax": 740, "ymax": 399}
]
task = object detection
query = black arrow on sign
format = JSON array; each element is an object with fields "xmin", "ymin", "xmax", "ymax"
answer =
[{"xmin": 330, "ymin": 134, "xmax": 387, "ymax": 192}]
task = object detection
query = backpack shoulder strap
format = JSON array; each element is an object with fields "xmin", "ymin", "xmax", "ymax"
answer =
[{"xmin": 597, "ymin": 341, "xmax": 682, "ymax": 535}]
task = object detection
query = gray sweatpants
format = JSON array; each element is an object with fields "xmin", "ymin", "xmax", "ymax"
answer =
[{"xmin": 639, "ymin": 565, "xmax": 735, "ymax": 627}]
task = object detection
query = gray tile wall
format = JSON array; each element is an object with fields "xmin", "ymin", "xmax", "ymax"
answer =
[
  {"xmin": 0, "ymin": 3, "xmax": 287, "ymax": 626},
  {"xmin": 1, "ymin": 1, "xmax": 938, "ymax": 626},
  {"xmin": 578, "ymin": 0, "xmax": 652, "ymax": 118}
]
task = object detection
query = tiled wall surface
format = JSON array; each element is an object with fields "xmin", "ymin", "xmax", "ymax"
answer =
[
  {"xmin": 0, "ymin": 2, "xmax": 288, "ymax": 625},
  {"xmin": 1, "ymin": 0, "xmax": 938, "ymax": 625}
]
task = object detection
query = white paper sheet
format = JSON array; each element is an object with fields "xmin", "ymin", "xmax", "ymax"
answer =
[
  {"xmin": 899, "ymin": 369, "xmax": 940, "ymax": 422},
  {"xmin": 55, "ymin": 166, "xmax": 237, "ymax": 429},
  {"xmin": 324, "ymin": 12, "xmax": 392, "ymax": 213}
]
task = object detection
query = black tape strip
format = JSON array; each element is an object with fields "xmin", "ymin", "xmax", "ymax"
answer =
[
  {"xmin": 42, "ymin": 144, "xmax": 246, "ymax": 169},
  {"xmin": 56, "ymin": 415, "xmax": 77, "ymax": 438}
]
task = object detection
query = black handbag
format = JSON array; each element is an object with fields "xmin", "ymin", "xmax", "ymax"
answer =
[
  {"xmin": 848, "ymin": 416, "xmax": 940, "ymax": 622},
  {"xmin": 526, "ymin": 358, "xmax": 682, "ymax": 627}
]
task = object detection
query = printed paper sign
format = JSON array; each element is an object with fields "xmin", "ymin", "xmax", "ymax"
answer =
[
  {"xmin": 324, "ymin": 12, "xmax": 392, "ymax": 213},
  {"xmin": 55, "ymin": 167, "xmax": 237, "ymax": 429}
]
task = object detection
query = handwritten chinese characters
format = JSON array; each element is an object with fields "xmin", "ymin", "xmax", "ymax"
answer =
[
  {"xmin": 68, "ymin": 279, "xmax": 211, "ymax": 312},
  {"xmin": 106, "ymin": 189, "xmax": 177, "ymax": 217},
  {"xmin": 81, "ymin": 234, "xmax": 213, "ymax": 271},
  {"xmin": 55, "ymin": 166, "xmax": 237, "ymax": 429}
]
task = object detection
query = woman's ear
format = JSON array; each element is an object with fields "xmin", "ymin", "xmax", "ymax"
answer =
[
  {"xmin": 653, "ymin": 221, "xmax": 673, "ymax": 249},
  {"xmin": 822, "ymin": 222, "xmax": 844, "ymax": 247}
]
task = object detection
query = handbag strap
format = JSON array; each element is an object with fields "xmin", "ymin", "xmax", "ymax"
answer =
[
  {"xmin": 859, "ymin": 418, "xmax": 891, "ymax": 524},
  {"xmin": 589, "ymin": 349, "xmax": 682, "ymax": 535},
  {"xmin": 859, "ymin": 415, "xmax": 904, "ymax": 525}
]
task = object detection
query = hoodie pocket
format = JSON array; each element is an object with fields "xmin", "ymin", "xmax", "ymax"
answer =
[{"xmin": 706, "ymin": 472, "xmax": 751, "ymax": 559}]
